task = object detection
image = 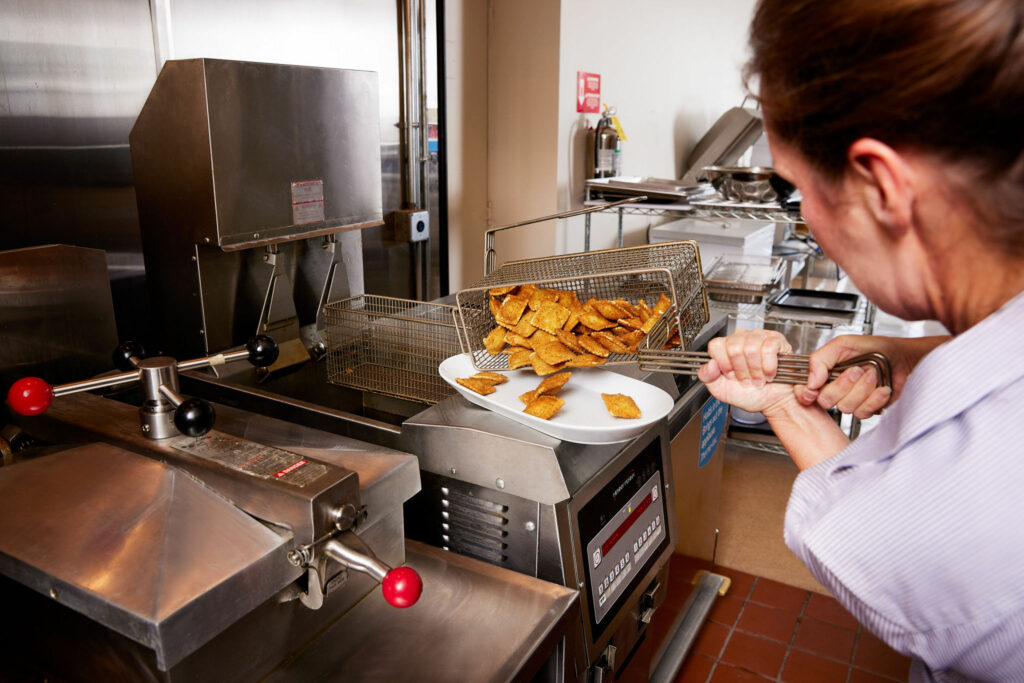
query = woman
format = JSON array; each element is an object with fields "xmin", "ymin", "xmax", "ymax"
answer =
[{"xmin": 699, "ymin": 0, "xmax": 1024, "ymax": 679}]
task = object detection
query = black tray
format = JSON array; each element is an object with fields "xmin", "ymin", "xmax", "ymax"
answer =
[{"xmin": 769, "ymin": 288, "xmax": 859, "ymax": 313}]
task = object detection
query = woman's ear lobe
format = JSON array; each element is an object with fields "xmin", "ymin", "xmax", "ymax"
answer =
[{"xmin": 847, "ymin": 138, "xmax": 916, "ymax": 237}]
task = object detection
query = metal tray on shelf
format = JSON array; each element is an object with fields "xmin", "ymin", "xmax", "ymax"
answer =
[
  {"xmin": 454, "ymin": 241, "xmax": 709, "ymax": 371},
  {"xmin": 768, "ymin": 288, "xmax": 859, "ymax": 314},
  {"xmin": 704, "ymin": 257, "xmax": 784, "ymax": 304}
]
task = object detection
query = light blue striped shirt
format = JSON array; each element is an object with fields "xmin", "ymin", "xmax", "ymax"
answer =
[{"xmin": 786, "ymin": 289, "xmax": 1024, "ymax": 682}]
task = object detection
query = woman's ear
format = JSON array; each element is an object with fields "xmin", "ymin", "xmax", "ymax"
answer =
[{"xmin": 846, "ymin": 138, "xmax": 916, "ymax": 238}]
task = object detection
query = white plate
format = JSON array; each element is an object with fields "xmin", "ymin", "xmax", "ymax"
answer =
[{"xmin": 438, "ymin": 354, "xmax": 674, "ymax": 445}]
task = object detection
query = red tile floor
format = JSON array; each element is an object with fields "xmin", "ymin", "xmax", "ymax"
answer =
[{"xmin": 617, "ymin": 554, "xmax": 912, "ymax": 683}]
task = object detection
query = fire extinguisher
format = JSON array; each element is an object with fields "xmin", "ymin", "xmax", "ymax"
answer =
[{"xmin": 586, "ymin": 104, "xmax": 625, "ymax": 179}]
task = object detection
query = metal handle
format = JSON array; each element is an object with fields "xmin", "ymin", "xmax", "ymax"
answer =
[
  {"xmin": 323, "ymin": 531, "xmax": 422, "ymax": 609},
  {"xmin": 7, "ymin": 336, "xmax": 279, "ymax": 418},
  {"xmin": 483, "ymin": 196, "xmax": 647, "ymax": 275},
  {"xmin": 638, "ymin": 348, "xmax": 893, "ymax": 390}
]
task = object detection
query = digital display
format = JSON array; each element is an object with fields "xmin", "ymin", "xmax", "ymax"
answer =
[
  {"xmin": 601, "ymin": 493, "xmax": 652, "ymax": 557},
  {"xmin": 577, "ymin": 438, "xmax": 669, "ymax": 637}
]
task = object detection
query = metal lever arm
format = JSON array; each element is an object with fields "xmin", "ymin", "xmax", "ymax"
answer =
[
  {"xmin": 323, "ymin": 531, "xmax": 422, "ymax": 609},
  {"xmin": 7, "ymin": 336, "xmax": 279, "ymax": 417}
]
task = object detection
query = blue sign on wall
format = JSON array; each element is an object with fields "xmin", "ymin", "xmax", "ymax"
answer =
[{"xmin": 698, "ymin": 398, "xmax": 728, "ymax": 468}]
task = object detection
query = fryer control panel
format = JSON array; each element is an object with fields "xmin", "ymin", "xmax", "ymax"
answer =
[{"xmin": 578, "ymin": 438, "xmax": 669, "ymax": 635}]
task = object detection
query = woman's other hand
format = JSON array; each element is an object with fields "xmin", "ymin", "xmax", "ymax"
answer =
[
  {"xmin": 697, "ymin": 329, "xmax": 798, "ymax": 415},
  {"xmin": 798, "ymin": 334, "xmax": 950, "ymax": 418}
]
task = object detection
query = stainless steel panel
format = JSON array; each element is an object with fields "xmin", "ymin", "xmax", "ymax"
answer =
[
  {"xmin": 0, "ymin": 0, "xmax": 156, "ymax": 255},
  {"xmin": 0, "ymin": 245, "xmax": 119, "ymax": 391},
  {"xmin": 2, "ymin": 0, "xmax": 442, "ymax": 363},
  {"xmin": 209, "ymin": 402, "xmax": 421, "ymax": 529},
  {"xmin": 22, "ymin": 392, "xmax": 361, "ymax": 548},
  {"xmin": 265, "ymin": 540, "xmax": 583, "ymax": 683},
  {"xmin": 129, "ymin": 58, "xmax": 383, "ymax": 251},
  {"xmin": 0, "ymin": 442, "xmax": 290, "ymax": 670},
  {"xmin": 129, "ymin": 58, "xmax": 386, "ymax": 357}
]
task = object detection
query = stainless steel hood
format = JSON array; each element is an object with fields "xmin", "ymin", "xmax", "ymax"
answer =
[{"xmin": 130, "ymin": 58, "xmax": 384, "ymax": 251}]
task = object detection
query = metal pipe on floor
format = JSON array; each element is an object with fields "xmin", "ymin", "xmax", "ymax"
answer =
[{"xmin": 649, "ymin": 570, "xmax": 730, "ymax": 683}]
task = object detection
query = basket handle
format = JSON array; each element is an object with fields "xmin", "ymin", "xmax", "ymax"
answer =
[{"xmin": 483, "ymin": 196, "xmax": 647, "ymax": 275}]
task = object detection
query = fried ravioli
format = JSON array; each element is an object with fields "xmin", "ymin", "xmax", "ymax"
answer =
[
  {"xmin": 456, "ymin": 377, "xmax": 497, "ymax": 395},
  {"xmin": 533, "ymin": 302, "xmax": 571, "ymax": 334},
  {"xmin": 578, "ymin": 310, "xmax": 616, "ymax": 331},
  {"xmin": 601, "ymin": 393, "xmax": 641, "ymax": 419},
  {"xmin": 511, "ymin": 311, "xmax": 538, "ymax": 337},
  {"xmin": 592, "ymin": 331, "xmax": 630, "ymax": 354},
  {"xmin": 471, "ymin": 372, "xmax": 509, "ymax": 385},
  {"xmin": 497, "ymin": 295, "xmax": 529, "ymax": 326},
  {"xmin": 530, "ymin": 353, "xmax": 566, "ymax": 376},
  {"xmin": 652, "ymin": 293, "xmax": 672, "ymax": 318},
  {"xmin": 508, "ymin": 348, "xmax": 534, "ymax": 369},
  {"xmin": 536, "ymin": 371, "xmax": 571, "ymax": 396},
  {"xmin": 535, "ymin": 340, "xmax": 576, "ymax": 366},
  {"xmin": 523, "ymin": 395, "xmax": 564, "ymax": 420},
  {"xmin": 527, "ymin": 288, "xmax": 559, "ymax": 311},
  {"xmin": 567, "ymin": 353, "xmax": 606, "ymax": 367},
  {"xmin": 483, "ymin": 326, "xmax": 507, "ymax": 355},
  {"xmin": 556, "ymin": 329, "xmax": 586, "ymax": 354},
  {"xmin": 592, "ymin": 300, "xmax": 628, "ymax": 320},
  {"xmin": 577, "ymin": 335, "xmax": 611, "ymax": 358}
]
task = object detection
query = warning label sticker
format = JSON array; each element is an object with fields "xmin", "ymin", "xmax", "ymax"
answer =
[
  {"xmin": 291, "ymin": 179, "xmax": 325, "ymax": 225},
  {"xmin": 171, "ymin": 433, "xmax": 328, "ymax": 487}
]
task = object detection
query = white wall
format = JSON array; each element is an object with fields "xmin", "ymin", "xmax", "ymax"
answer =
[
  {"xmin": 556, "ymin": 0, "xmax": 759, "ymax": 253},
  {"xmin": 443, "ymin": 0, "xmax": 759, "ymax": 291}
]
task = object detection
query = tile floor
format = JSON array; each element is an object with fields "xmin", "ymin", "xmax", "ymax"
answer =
[{"xmin": 617, "ymin": 554, "xmax": 912, "ymax": 683}]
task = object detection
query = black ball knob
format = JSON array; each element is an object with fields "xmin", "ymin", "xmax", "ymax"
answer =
[
  {"xmin": 174, "ymin": 398, "xmax": 216, "ymax": 437},
  {"xmin": 246, "ymin": 335, "xmax": 279, "ymax": 367},
  {"xmin": 112, "ymin": 341, "xmax": 147, "ymax": 371}
]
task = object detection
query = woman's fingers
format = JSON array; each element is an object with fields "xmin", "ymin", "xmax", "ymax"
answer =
[
  {"xmin": 761, "ymin": 334, "xmax": 792, "ymax": 380},
  {"xmin": 706, "ymin": 336, "xmax": 732, "ymax": 376},
  {"xmin": 697, "ymin": 357, "xmax": 723, "ymax": 384},
  {"xmin": 831, "ymin": 367, "xmax": 871, "ymax": 413},
  {"xmin": 709, "ymin": 329, "xmax": 790, "ymax": 383},
  {"xmin": 816, "ymin": 366, "xmax": 890, "ymax": 418},
  {"xmin": 853, "ymin": 387, "xmax": 893, "ymax": 420}
]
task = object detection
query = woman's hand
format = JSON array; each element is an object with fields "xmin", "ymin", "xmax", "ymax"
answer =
[
  {"xmin": 697, "ymin": 329, "xmax": 799, "ymax": 416},
  {"xmin": 696, "ymin": 328, "xmax": 862, "ymax": 471},
  {"xmin": 797, "ymin": 334, "xmax": 950, "ymax": 418}
]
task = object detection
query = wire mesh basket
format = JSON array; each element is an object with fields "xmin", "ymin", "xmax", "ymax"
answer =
[
  {"xmin": 454, "ymin": 241, "xmax": 709, "ymax": 371},
  {"xmin": 323, "ymin": 295, "xmax": 461, "ymax": 404}
]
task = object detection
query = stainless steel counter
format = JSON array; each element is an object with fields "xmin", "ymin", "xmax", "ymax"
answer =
[{"xmin": 266, "ymin": 540, "xmax": 581, "ymax": 682}]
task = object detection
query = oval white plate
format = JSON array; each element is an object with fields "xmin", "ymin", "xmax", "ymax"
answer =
[{"xmin": 438, "ymin": 354, "xmax": 673, "ymax": 445}]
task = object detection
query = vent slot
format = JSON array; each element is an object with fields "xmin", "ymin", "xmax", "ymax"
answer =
[
  {"xmin": 444, "ymin": 535, "xmax": 506, "ymax": 564},
  {"xmin": 440, "ymin": 487, "xmax": 510, "ymax": 565},
  {"xmin": 443, "ymin": 488, "xmax": 509, "ymax": 514}
]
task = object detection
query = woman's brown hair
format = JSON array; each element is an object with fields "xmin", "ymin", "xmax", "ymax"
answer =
[{"xmin": 746, "ymin": 0, "xmax": 1024, "ymax": 244}]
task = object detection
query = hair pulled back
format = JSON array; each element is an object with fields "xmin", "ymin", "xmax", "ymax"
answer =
[{"xmin": 746, "ymin": 0, "xmax": 1024, "ymax": 245}]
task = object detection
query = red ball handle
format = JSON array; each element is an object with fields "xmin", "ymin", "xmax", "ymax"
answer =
[
  {"xmin": 381, "ymin": 565, "xmax": 422, "ymax": 608},
  {"xmin": 7, "ymin": 377, "xmax": 54, "ymax": 416}
]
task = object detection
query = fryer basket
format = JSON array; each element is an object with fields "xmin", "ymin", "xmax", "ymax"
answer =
[
  {"xmin": 323, "ymin": 295, "xmax": 461, "ymax": 404},
  {"xmin": 455, "ymin": 241, "xmax": 709, "ymax": 370}
]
